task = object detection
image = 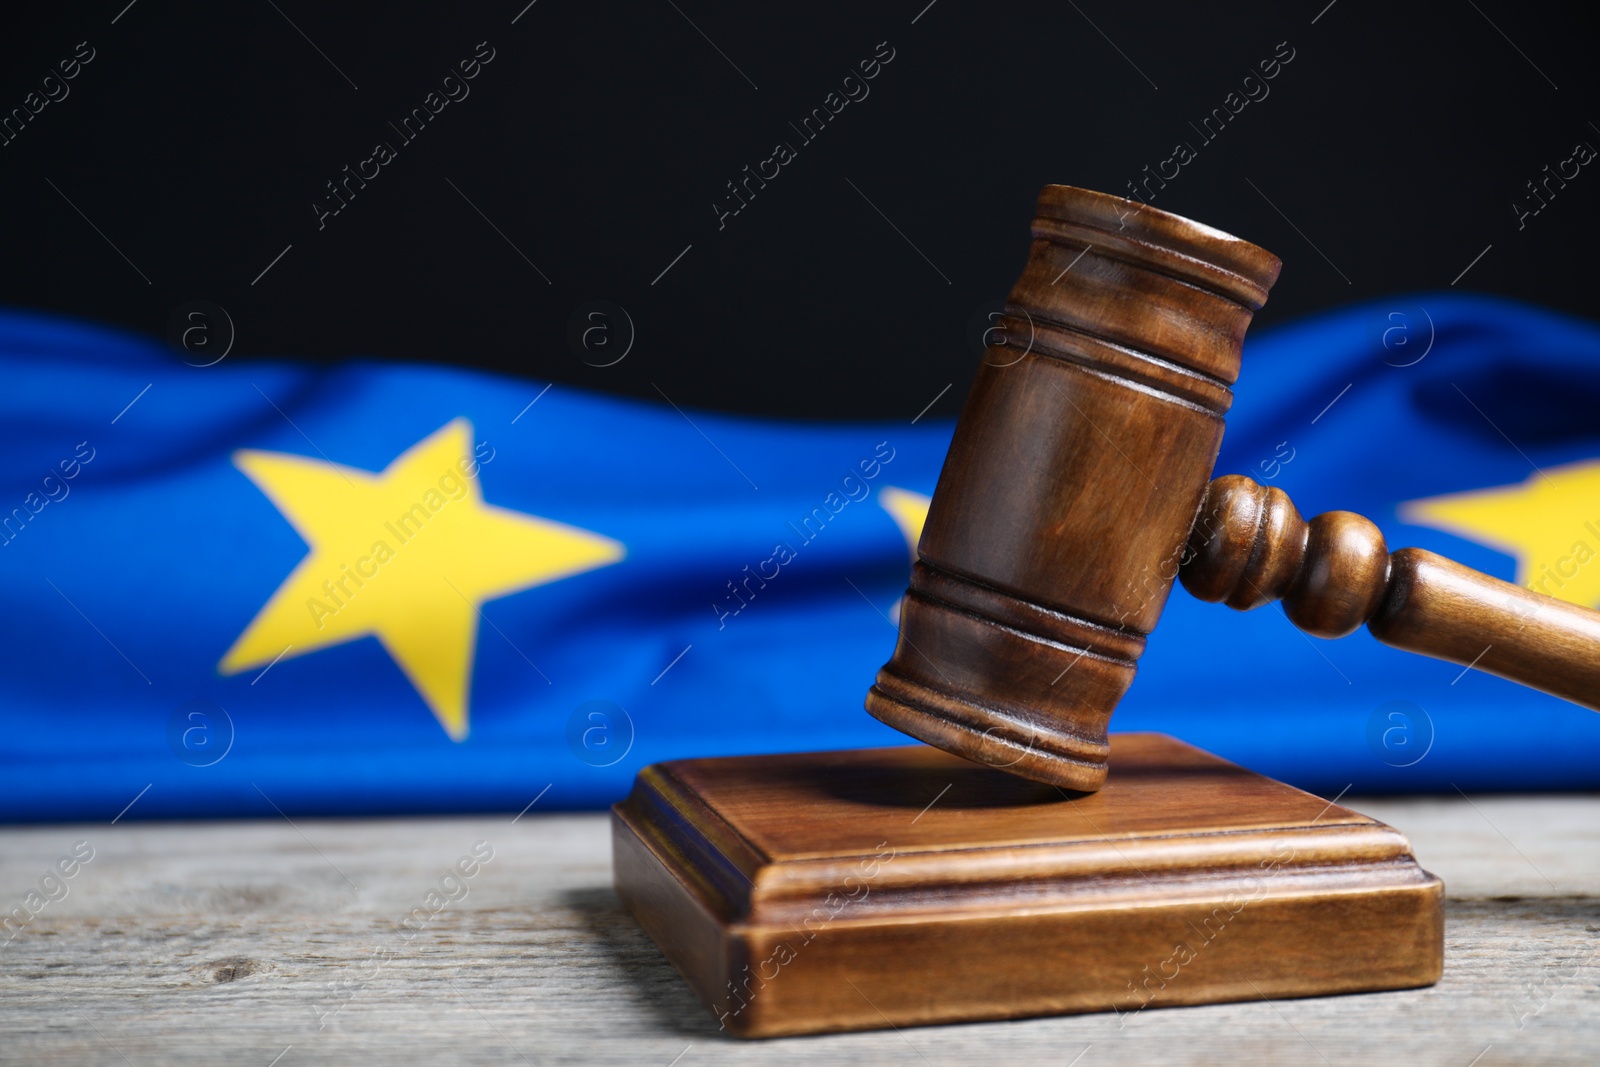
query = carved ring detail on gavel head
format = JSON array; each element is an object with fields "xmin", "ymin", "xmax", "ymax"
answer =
[{"xmin": 865, "ymin": 185, "xmax": 1600, "ymax": 793}]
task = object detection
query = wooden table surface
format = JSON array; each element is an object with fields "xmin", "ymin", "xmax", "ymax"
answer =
[{"xmin": 2, "ymin": 793, "xmax": 1597, "ymax": 1066}]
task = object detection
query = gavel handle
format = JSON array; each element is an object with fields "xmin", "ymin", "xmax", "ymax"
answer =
[{"xmin": 1180, "ymin": 475, "xmax": 1600, "ymax": 712}]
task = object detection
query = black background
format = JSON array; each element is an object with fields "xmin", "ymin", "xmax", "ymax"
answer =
[{"xmin": 2, "ymin": 1, "xmax": 1594, "ymax": 419}]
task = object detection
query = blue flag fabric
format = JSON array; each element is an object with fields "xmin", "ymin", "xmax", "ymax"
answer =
[{"xmin": 1, "ymin": 294, "xmax": 1598, "ymax": 822}]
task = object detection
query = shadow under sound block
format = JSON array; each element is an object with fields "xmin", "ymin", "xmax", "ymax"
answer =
[{"xmin": 612, "ymin": 733, "xmax": 1442, "ymax": 1038}]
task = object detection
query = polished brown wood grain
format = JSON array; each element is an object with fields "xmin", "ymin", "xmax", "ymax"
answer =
[
  {"xmin": 866, "ymin": 185, "xmax": 1283, "ymax": 791},
  {"xmin": 867, "ymin": 184, "xmax": 1600, "ymax": 792},
  {"xmin": 612, "ymin": 734, "xmax": 1443, "ymax": 1038},
  {"xmin": 1183, "ymin": 473, "xmax": 1600, "ymax": 710}
]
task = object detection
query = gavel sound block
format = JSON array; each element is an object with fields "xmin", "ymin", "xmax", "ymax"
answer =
[
  {"xmin": 614, "ymin": 187, "xmax": 1456, "ymax": 1036},
  {"xmin": 613, "ymin": 736, "xmax": 1441, "ymax": 1038}
]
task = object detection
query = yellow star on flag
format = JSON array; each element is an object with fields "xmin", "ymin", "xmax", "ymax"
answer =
[
  {"xmin": 1402, "ymin": 458, "xmax": 1600, "ymax": 609},
  {"xmin": 219, "ymin": 418, "xmax": 625, "ymax": 740},
  {"xmin": 879, "ymin": 486, "xmax": 931, "ymax": 558}
]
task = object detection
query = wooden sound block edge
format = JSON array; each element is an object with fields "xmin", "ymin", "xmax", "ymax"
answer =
[{"xmin": 611, "ymin": 738, "xmax": 1444, "ymax": 1039}]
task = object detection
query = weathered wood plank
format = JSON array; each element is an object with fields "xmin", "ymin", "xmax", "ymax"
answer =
[
  {"xmin": 2, "ymin": 798, "xmax": 1597, "ymax": 1065},
  {"xmin": 1357, "ymin": 794, "xmax": 1600, "ymax": 898}
]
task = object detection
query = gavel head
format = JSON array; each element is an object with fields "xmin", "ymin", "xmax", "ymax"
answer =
[{"xmin": 866, "ymin": 185, "xmax": 1282, "ymax": 791}]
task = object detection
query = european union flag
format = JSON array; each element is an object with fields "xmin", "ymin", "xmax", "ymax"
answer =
[{"xmin": 3, "ymin": 293, "xmax": 1599, "ymax": 822}]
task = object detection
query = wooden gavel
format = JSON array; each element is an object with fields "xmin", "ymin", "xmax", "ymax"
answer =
[{"xmin": 866, "ymin": 185, "xmax": 1600, "ymax": 791}]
